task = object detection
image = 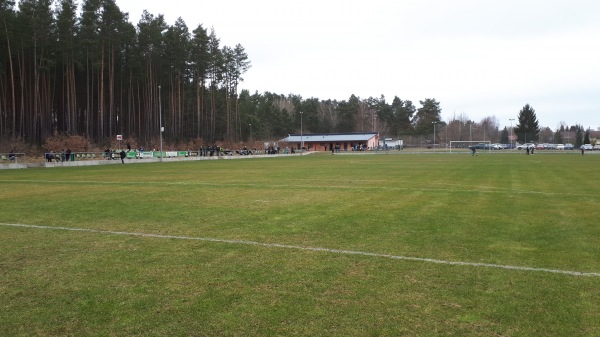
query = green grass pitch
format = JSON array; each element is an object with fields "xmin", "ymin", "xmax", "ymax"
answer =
[{"xmin": 1, "ymin": 152, "xmax": 599, "ymax": 336}]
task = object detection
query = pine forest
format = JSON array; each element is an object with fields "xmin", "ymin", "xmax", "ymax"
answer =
[{"xmin": 1, "ymin": 0, "xmax": 498, "ymax": 148}]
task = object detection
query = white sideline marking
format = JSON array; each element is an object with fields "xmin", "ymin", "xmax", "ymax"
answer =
[{"xmin": 2, "ymin": 222, "xmax": 599, "ymax": 278}]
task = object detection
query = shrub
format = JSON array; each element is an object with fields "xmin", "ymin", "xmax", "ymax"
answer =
[{"xmin": 43, "ymin": 133, "xmax": 94, "ymax": 152}]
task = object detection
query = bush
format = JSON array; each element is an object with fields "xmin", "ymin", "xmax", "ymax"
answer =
[
  {"xmin": 43, "ymin": 133, "xmax": 94, "ymax": 153},
  {"xmin": 0, "ymin": 137, "xmax": 37, "ymax": 154}
]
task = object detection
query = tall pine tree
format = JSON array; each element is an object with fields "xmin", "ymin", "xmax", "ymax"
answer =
[{"xmin": 514, "ymin": 104, "xmax": 540, "ymax": 143}]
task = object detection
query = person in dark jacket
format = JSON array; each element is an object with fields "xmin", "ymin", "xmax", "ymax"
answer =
[{"xmin": 120, "ymin": 150, "xmax": 126, "ymax": 164}]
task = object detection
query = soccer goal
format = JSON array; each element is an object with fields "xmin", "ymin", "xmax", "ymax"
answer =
[{"xmin": 449, "ymin": 141, "xmax": 492, "ymax": 154}]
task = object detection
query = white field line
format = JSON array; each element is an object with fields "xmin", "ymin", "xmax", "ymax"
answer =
[{"xmin": 2, "ymin": 223, "xmax": 599, "ymax": 278}]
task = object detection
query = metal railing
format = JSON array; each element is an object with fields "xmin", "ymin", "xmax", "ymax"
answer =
[{"xmin": 0, "ymin": 152, "xmax": 26, "ymax": 164}]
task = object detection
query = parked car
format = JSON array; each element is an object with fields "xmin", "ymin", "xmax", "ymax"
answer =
[
  {"xmin": 546, "ymin": 143, "xmax": 557, "ymax": 150},
  {"xmin": 516, "ymin": 143, "xmax": 535, "ymax": 150},
  {"xmin": 472, "ymin": 143, "xmax": 489, "ymax": 149},
  {"xmin": 564, "ymin": 143, "xmax": 574, "ymax": 150},
  {"xmin": 594, "ymin": 145, "xmax": 600, "ymax": 151},
  {"xmin": 556, "ymin": 144, "xmax": 565, "ymax": 150},
  {"xmin": 581, "ymin": 144, "xmax": 593, "ymax": 150}
]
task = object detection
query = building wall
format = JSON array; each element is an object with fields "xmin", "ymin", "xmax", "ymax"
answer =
[{"xmin": 296, "ymin": 135, "xmax": 379, "ymax": 151}]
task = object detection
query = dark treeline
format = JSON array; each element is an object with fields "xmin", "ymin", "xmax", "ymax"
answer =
[
  {"xmin": 0, "ymin": 0, "xmax": 252, "ymax": 144},
  {"xmin": 0, "ymin": 0, "xmax": 450, "ymax": 146}
]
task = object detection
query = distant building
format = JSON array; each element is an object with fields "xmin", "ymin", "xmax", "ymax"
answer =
[
  {"xmin": 280, "ymin": 132, "xmax": 379, "ymax": 151},
  {"xmin": 559, "ymin": 130, "xmax": 600, "ymax": 145},
  {"xmin": 379, "ymin": 138, "xmax": 403, "ymax": 149},
  {"xmin": 590, "ymin": 131, "xmax": 600, "ymax": 144}
]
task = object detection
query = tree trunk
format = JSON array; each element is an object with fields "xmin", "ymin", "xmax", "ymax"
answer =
[
  {"xmin": 98, "ymin": 44, "xmax": 105, "ymax": 141},
  {"xmin": 2, "ymin": 17, "xmax": 16, "ymax": 137}
]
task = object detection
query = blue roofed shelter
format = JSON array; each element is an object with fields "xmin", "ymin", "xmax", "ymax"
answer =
[{"xmin": 280, "ymin": 132, "xmax": 379, "ymax": 152}]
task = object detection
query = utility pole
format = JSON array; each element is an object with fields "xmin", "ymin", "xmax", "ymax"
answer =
[{"xmin": 509, "ymin": 118, "xmax": 515, "ymax": 148}]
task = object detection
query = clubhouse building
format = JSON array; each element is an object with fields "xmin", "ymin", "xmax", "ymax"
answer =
[{"xmin": 280, "ymin": 132, "xmax": 379, "ymax": 152}]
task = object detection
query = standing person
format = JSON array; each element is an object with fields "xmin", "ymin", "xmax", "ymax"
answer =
[
  {"xmin": 470, "ymin": 146, "xmax": 476, "ymax": 156},
  {"xmin": 526, "ymin": 146, "xmax": 530, "ymax": 155},
  {"xmin": 65, "ymin": 148, "xmax": 72, "ymax": 161},
  {"xmin": 120, "ymin": 150, "xmax": 126, "ymax": 164},
  {"xmin": 581, "ymin": 147, "xmax": 585, "ymax": 156}
]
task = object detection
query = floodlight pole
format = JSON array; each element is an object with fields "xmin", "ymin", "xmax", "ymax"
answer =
[
  {"xmin": 509, "ymin": 118, "xmax": 515, "ymax": 148},
  {"xmin": 470, "ymin": 124, "xmax": 475, "ymax": 142},
  {"xmin": 469, "ymin": 124, "xmax": 480, "ymax": 144},
  {"xmin": 117, "ymin": 114, "xmax": 120, "ymax": 149},
  {"xmin": 432, "ymin": 121, "xmax": 438, "ymax": 148},
  {"xmin": 300, "ymin": 111, "xmax": 303, "ymax": 155},
  {"xmin": 373, "ymin": 113, "xmax": 377, "ymax": 132},
  {"xmin": 159, "ymin": 85, "xmax": 163, "ymax": 162}
]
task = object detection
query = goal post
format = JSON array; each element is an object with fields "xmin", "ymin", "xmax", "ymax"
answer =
[{"xmin": 449, "ymin": 141, "xmax": 492, "ymax": 154}]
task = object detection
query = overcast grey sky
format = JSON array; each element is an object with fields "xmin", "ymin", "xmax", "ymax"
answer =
[{"xmin": 115, "ymin": 0, "xmax": 600, "ymax": 130}]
